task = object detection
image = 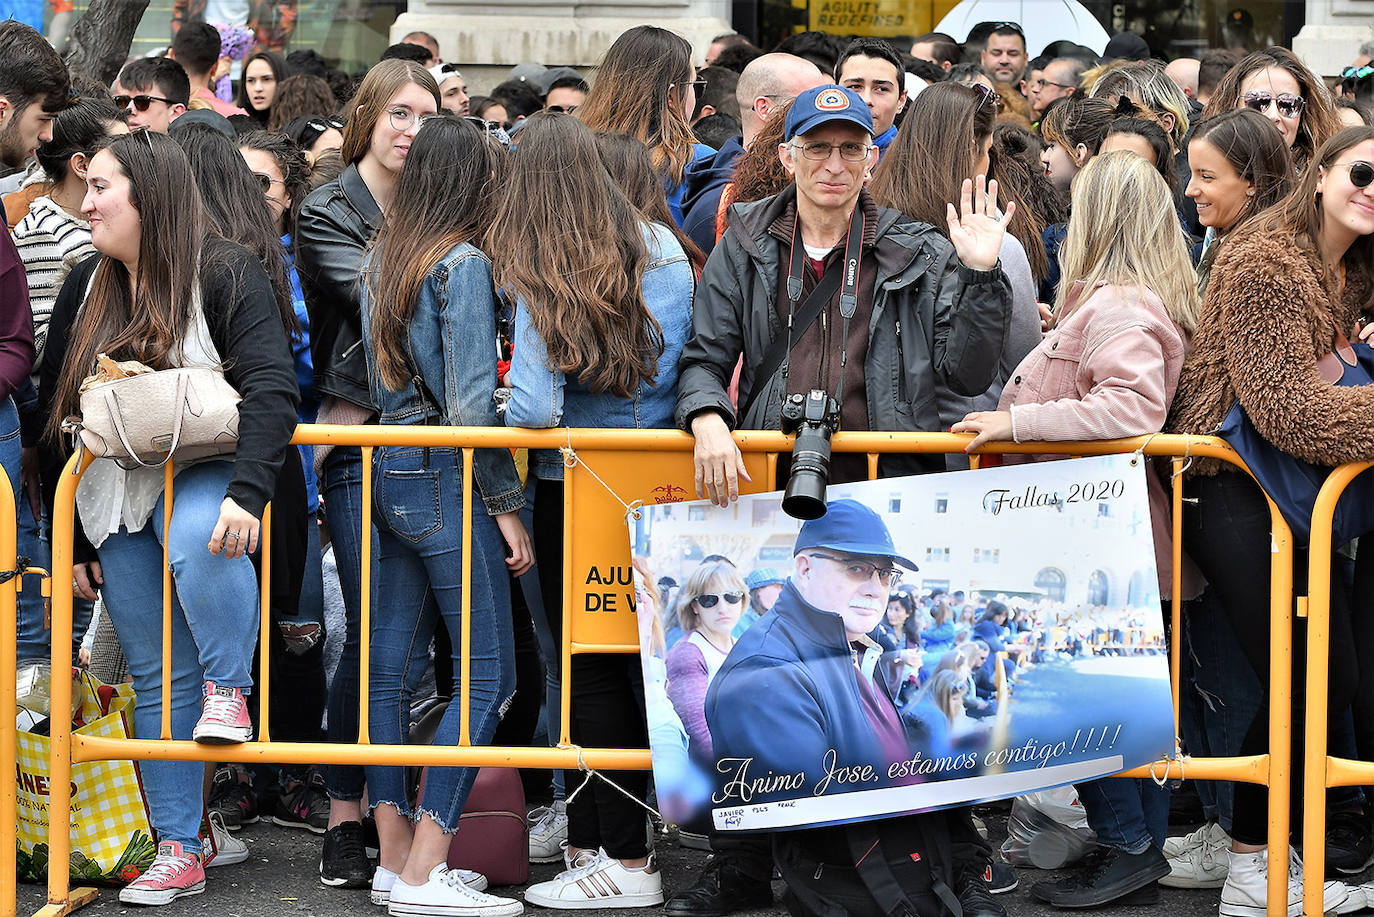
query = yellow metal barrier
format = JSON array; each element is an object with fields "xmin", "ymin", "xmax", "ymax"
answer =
[
  {"xmin": 1302, "ymin": 461, "xmax": 1374, "ymax": 916},
  {"xmin": 30, "ymin": 427, "xmax": 1297, "ymax": 917}
]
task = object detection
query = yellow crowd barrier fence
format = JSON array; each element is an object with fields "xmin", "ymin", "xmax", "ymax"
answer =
[{"xmin": 13, "ymin": 427, "xmax": 1302, "ymax": 917}]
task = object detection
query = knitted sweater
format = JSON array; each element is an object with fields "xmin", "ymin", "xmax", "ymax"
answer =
[
  {"xmin": 1167, "ymin": 229, "xmax": 1374, "ymax": 476},
  {"xmin": 12, "ymin": 195, "xmax": 92, "ymax": 364}
]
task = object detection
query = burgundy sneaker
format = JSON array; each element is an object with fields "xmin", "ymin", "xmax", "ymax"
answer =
[
  {"xmin": 119, "ymin": 840, "xmax": 205, "ymax": 905},
  {"xmin": 193, "ymin": 682, "xmax": 253, "ymax": 744}
]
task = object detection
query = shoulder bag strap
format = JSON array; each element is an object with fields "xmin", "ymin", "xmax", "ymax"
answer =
[{"xmin": 736, "ymin": 266, "xmax": 843, "ymax": 424}]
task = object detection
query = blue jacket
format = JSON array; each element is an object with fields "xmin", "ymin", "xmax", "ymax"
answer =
[
  {"xmin": 921, "ymin": 621, "xmax": 955, "ymax": 655},
  {"xmin": 666, "ymin": 142, "xmax": 718, "ymax": 228},
  {"xmin": 504, "ymin": 222, "xmax": 695, "ymax": 479},
  {"xmin": 680, "ymin": 136, "xmax": 745, "ymax": 256},
  {"xmin": 359, "ymin": 243, "xmax": 524, "ymax": 516},
  {"xmin": 705, "ymin": 581, "xmax": 926, "ymax": 806}
]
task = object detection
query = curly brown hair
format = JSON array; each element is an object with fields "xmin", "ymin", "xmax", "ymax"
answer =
[
  {"xmin": 728, "ymin": 99, "xmax": 793, "ymax": 206},
  {"xmin": 268, "ymin": 74, "xmax": 338, "ymax": 131}
]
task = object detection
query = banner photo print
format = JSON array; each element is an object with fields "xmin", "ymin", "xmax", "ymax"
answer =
[{"xmin": 630, "ymin": 454, "xmax": 1174, "ymax": 832}]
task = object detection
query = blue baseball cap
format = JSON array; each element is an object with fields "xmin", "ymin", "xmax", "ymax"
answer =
[
  {"xmin": 793, "ymin": 499, "xmax": 918, "ymax": 570},
  {"xmin": 784, "ymin": 85, "xmax": 874, "ymax": 142}
]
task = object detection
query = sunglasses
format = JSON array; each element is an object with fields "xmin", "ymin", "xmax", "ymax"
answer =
[
  {"xmin": 1242, "ymin": 90, "xmax": 1304, "ymax": 120},
  {"xmin": 546, "ymin": 104, "xmax": 578, "ymax": 113},
  {"xmin": 251, "ymin": 172, "xmax": 284, "ymax": 193},
  {"xmin": 971, "ymin": 82, "xmax": 1002, "ymax": 114},
  {"xmin": 464, "ymin": 115, "xmax": 512, "ymax": 148},
  {"xmin": 671, "ymin": 79, "xmax": 709, "ymax": 94},
  {"xmin": 306, "ymin": 116, "xmax": 345, "ymax": 133},
  {"xmin": 114, "ymin": 93, "xmax": 174, "ymax": 112},
  {"xmin": 693, "ymin": 592, "xmax": 743, "ymax": 608},
  {"xmin": 1334, "ymin": 160, "xmax": 1374, "ymax": 189}
]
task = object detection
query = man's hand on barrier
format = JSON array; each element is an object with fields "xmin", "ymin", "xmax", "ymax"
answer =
[
  {"xmin": 209, "ymin": 497, "xmax": 261, "ymax": 559},
  {"xmin": 73, "ymin": 561, "xmax": 102, "ymax": 601},
  {"xmin": 951, "ymin": 410, "xmax": 1015, "ymax": 452},
  {"xmin": 690, "ymin": 411, "xmax": 750, "ymax": 507},
  {"xmin": 496, "ymin": 512, "xmax": 534, "ymax": 576}
]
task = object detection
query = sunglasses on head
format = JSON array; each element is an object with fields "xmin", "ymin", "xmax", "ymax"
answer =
[
  {"xmin": 114, "ymin": 93, "xmax": 173, "ymax": 112},
  {"xmin": 694, "ymin": 593, "xmax": 743, "ymax": 608},
  {"xmin": 1242, "ymin": 90, "xmax": 1304, "ymax": 120},
  {"xmin": 306, "ymin": 116, "xmax": 345, "ymax": 133}
]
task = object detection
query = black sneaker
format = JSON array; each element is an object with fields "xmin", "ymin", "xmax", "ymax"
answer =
[
  {"xmin": 664, "ymin": 856, "xmax": 773, "ymax": 917},
  {"xmin": 1029, "ymin": 845, "xmax": 1171, "ymax": 908},
  {"xmin": 984, "ymin": 861, "xmax": 1019, "ymax": 894},
  {"xmin": 319, "ymin": 821, "xmax": 373, "ymax": 888},
  {"xmin": 955, "ymin": 862, "xmax": 1008, "ymax": 917},
  {"xmin": 1326, "ymin": 809, "xmax": 1374, "ymax": 876},
  {"xmin": 273, "ymin": 770, "xmax": 329, "ymax": 834},
  {"xmin": 209, "ymin": 764, "xmax": 258, "ymax": 832}
]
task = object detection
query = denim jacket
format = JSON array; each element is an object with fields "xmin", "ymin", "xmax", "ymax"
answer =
[
  {"xmin": 505, "ymin": 222, "xmax": 694, "ymax": 479},
  {"xmin": 360, "ymin": 243, "xmax": 524, "ymax": 515}
]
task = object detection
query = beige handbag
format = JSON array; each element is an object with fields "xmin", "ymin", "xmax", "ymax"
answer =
[{"xmin": 64, "ymin": 363, "xmax": 242, "ymax": 468}]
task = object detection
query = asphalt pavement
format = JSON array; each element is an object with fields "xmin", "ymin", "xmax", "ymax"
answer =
[{"xmin": 16, "ymin": 805, "xmax": 1265, "ymax": 917}]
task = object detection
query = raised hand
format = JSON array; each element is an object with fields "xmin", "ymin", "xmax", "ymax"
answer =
[{"xmin": 946, "ymin": 175, "xmax": 1015, "ymax": 272}]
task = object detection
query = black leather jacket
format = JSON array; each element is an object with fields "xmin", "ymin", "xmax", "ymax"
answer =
[{"xmin": 295, "ymin": 163, "xmax": 378, "ymax": 410}]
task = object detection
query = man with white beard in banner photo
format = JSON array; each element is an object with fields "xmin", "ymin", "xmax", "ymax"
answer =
[{"xmin": 705, "ymin": 499, "xmax": 1002, "ymax": 917}]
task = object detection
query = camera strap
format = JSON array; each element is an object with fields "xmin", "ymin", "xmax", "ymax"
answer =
[{"xmin": 738, "ymin": 206, "xmax": 864, "ymax": 423}]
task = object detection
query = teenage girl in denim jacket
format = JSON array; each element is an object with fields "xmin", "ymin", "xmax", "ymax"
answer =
[
  {"xmin": 496, "ymin": 113, "xmax": 693, "ymax": 910},
  {"xmin": 360, "ymin": 115, "xmax": 532, "ymax": 917}
]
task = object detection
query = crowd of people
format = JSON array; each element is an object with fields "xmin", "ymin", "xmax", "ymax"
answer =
[{"xmin": 2, "ymin": 8, "xmax": 1374, "ymax": 917}]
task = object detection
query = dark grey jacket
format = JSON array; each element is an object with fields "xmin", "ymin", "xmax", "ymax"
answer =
[{"xmin": 675, "ymin": 187, "xmax": 1013, "ymax": 477}]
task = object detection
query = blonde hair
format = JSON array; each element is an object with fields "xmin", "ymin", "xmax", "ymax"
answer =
[
  {"xmin": 1054, "ymin": 151, "xmax": 1199, "ymax": 332},
  {"xmin": 674, "ymin": 559, "xmax": 748, "ymax": 634}
]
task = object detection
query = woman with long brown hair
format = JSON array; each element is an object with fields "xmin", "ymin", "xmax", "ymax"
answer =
[
  {"xmin": 359, "ymin": 113, "xmax": 530, "ymax": 917},
  {"xmin": 294, "ymin": 57, "xmax": 438, "ymax": 889},
  {"xmin": 576, "ymin": 24, "xmax": 715, "ymax": 228},
  {"xmin": 497, "ymin": 112, "xmax": 693, "ymax": 910},
  {"xmin": 593, "ymin": 132, "xmax": 706, "ymax": 272},
  {"xmin": 869, "ymin": 81, "xmax": 1041, "ymax": 463},
  {"xmin": 1201, "ymin": 46, "xmax": 1342, "ymax": 174},
  {"xmin": 41, "ymin": 130, "xmax": 297, "ymax": 906}
]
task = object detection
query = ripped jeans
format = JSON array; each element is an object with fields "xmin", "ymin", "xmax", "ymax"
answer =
[{"xmin": 364, "ymin": 447, "xmax": 515, "ymax": 832}]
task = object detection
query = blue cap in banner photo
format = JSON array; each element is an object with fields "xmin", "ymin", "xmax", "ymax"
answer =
[
  {"xmin": 745, "ymin": 567, "xmax": 786, "ymax": 591},
  {"xmin": 784, "ymin": 85, "xmax": 874, "ymax": 142},
  {"xmin": 792, "ymin": 499, "xmax": 918, "ymax": 571}
]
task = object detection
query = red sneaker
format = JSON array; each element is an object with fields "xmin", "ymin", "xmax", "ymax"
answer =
[
  {"xmin": 193, "ymin": 682, "xmax": 253, "ymax": 744},
  {"xmin": 119, "ymin": 840, "xmax": 205, "ymax": 905}
]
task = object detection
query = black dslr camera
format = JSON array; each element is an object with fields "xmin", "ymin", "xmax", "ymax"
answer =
[{"xmin": 781, "ymin": 390, "xmax": 840, "ymax": 521}]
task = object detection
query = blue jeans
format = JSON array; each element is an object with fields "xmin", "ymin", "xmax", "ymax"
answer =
[
  {"xmin": 96, "ymin": 461, "xmax": 259, "ymax": 853},
  {"xmin": 322, "ymin": 445, "xmax": 376, "ymax": 801},
  {"xmin": 1074, "ymin": 776, "xmax": 1169, "ymax": 854},
  {"xmin": 364, "ymin": 447, "xmax": 515, "ymax": 831}
]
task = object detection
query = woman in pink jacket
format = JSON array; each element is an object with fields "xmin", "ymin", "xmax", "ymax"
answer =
[{"xmin": 952, "ymin": 151, "xmax": 1199, "ymax": 911}]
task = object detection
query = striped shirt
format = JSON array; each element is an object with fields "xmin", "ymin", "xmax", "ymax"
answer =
[{"xmin": 12, "ymin": 195, "xmax": 93, "ymax": 364}]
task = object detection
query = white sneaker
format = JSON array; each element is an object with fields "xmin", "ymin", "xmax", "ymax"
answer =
[
  {"xmin": 1165, "ymin": 822, "xmax": 1229, "ymax": 859},
  {"xmin": 373, "ymin": 864, "xmax": 488, "ymax": 906},
  {"xmin": 1218, "ymin": 847, "xmax": 1353, "ymax": 917},
  {"xmin": 529, "ymin": 801, "xmax": 569, "ymax": 864},
  {"xmin": 205, "ymin": 811, "xmax": 249, "ymax": 868},
  {"xmin": 387, "ymin": 863, "xmax": 521, "ymax": 917},
  {"xmin": 524, "ymin": 853, "xmax": 664, "ymax": 909},
  {"xmin": 1161, "ymin": 823, "xmax": 1230, "ymax": 889}
]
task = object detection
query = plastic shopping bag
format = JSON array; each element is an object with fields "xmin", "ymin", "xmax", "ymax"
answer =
[
  {"xmin": 15, "ymin": 669, "xmax": 157, "ymax": 884},
  {"xmin": 1000, "ymin": 787, "xmax": 1098, "ymax": 869}
]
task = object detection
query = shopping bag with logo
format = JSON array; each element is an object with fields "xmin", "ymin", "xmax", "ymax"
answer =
[{"xmin": 15, "ymin": 669, "xmax": 157, "ymax": 885}]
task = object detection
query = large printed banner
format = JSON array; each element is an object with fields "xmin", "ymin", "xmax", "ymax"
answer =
[{"xmin": 630, "ymin": 454, "xmax": 1174, "ymax": 832}]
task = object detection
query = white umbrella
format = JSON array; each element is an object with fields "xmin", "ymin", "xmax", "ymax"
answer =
[{"xmin": 935, "ymin": 0, "xmax": 1112, "ymax": 58}]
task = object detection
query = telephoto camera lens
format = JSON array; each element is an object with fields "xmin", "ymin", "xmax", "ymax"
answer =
[{"xmin": 783, "ymin": 423, "xmax": 833, "ymax": 520}]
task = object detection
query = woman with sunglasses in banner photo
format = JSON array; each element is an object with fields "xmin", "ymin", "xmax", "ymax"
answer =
[
  {"xmin": 664, "ymin": 558, "xmax": 749, "ymax": 770},
  {"xmin": 1167, "ymin": 126, "xmax": 1374, "ymax": 917},
  {"xmin": 1201, "ymin": 47, "xmax": 1342, "ymax": 175}
]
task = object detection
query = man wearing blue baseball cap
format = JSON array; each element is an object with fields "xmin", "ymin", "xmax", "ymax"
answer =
[
  {"xmin": 701, "ymin": 499, "xmax": 1002, "ymax": 917},
  {"xmin": 675, "ymin": 83, "xmax": 1012, "ymax": 508}
]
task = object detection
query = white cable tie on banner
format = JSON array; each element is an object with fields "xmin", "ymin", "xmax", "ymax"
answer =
[
  {"xmin": 562, "ymin": 743, "xmax": 663, "ymax": 822},
  {"xmin": 559, "ymin": 433, "xmax": 641, "ymax": 520}
]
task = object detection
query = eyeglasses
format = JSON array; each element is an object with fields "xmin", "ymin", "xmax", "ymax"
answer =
[
  {"xmin": 387, "ymin": 107, "xmax": 441, "ymax": 132},
  {"xmin": 1332, "ymin": 160, "xmax": 1374, "ymax": 189},
  {"xmin": 128, "ymin": 124, "xmax": 155, "ymax": 149},
  {"xmin": 1032, "ymin": 77, "xmax": 1075, "ymax": 92},
  {"xmin": 693, "ymin": 592, "xmax": 743, "ymax": 608},
  {"xmin": 306, "ymin": 116, "xmax": 345, "ymax": 133},
  {"xmin": 114, "ymin": 94, "xmax": 173, "ymax": 112},
  {"xmin": 546, "ymin": 104, "xmax": 578, "ymax": 113},
  {"xmin": 671, "ymin": 79, "xmax": 708, "ymax": 94},
  {"xmin": 251, "ymin": 172, "xmax": 284, "ymax": 193},
  {"xmin": 1242, "ymin": 90, "xmax": 1305, "ymax": 120},
  {"xmin": 805, "ymin": 552, "xmax": 903, "ymax": 587},
  {"xmin": 791, "ymin": 140, "xmax": 872, "ymax": 162},
  {"xmin": 464, "ymin": 115, "xmax": 512, "ymax": 148}
]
